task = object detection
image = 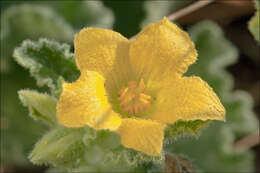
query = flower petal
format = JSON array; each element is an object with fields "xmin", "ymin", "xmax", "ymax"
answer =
[
  {"xmin": 57, "ymin": 71, "xmax": 121, "ymax": 130},
  {"xmin": 117, "ymin": 118, "xmax": 165, "ymax": 156},
  {"xmin": 130, "ymin": 18, "xmax": 197, "ymax": 81},
  {"xmin": 96, "ymin": 111, "xmax": 122, "ymax": 131},
  {"xmin": 74, "ymin": 27, "xmax": 132, "ymax": 91},
  {"xmin": 147, "ymin": 76, "xmax": 225, "ymax": 124}
]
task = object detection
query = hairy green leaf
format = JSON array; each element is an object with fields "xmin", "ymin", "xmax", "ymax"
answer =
[
  {"xmin": 1, "ymin": 4, "xmax": 74, "ymax": 73},
  {"xmin": 29, "ymin": 126, "xmax": 85, "ymax": 168},
  {"xmin": 13, "ymin": 38, "xmax": 80, "ymax": 96},
  {"xmin": 18, "ymin": 89, "xmax": 57, "ymax": 126}
]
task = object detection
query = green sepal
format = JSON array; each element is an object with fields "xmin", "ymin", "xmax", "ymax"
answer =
[
  {"xmin": 13, "ymin": 38, "xmax": 80, "ymax": 96},
  {"xmin": 18, "ymin": 89, "xmax": 57, "ymax": 126},
  {"xmin": 165, "ymin": 120, "xmax": 211, "ymax": 139},
  {"xmin": 29, "ymin": 126, "xmax": 85, "ymax": 168}
]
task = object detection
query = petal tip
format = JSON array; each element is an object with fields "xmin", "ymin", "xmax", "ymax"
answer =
[
  {"xmin": 162, "ymin": 16, "xmax": 170, "ymax": 23},
  {"xmin": 157, "ymin": 17, "xmax": 174, "ymax": 28}
]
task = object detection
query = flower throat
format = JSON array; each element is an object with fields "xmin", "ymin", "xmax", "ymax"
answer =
[{"xmin": 118, "ymin": 79, "xmax": 152, "ymax": 115}]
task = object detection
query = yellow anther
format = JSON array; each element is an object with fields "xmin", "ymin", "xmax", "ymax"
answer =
[
  {"xmin": 139, "ymin": 97, "xmax": 150, "ymax": 104},
  {"xmin": 119, "ymin": 88, "xmax": 128, "ymax": 99},
  {"xmin": 118, "ymin": 79, "xmax": 152, "ymax": 115},
  {"xmin": 139, "ymin": 93, "xmax": 152, "ymax": 100}
]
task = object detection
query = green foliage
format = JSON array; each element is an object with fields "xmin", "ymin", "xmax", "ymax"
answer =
[
  {"xmin": 224, "ymin": 91, "xmax": 258, "ymax": 136},
  {"xmin": 103, "ymin": 1, "xmax": 146, "ymax": 37},
  {"xmin": 1, "ymin": 4, "xmax": 76, "ymax": 164},
  {"xmin": 1, "ymin": 56, "xmax": 48, "ymax": 166},
  {"xmin": 18, "ymin": 90, "xmax": 57, "ymax": 126},
  {"xmin": 0, "ymin": 1, "xmax": 114, "ymax": 32},
  {"xmin": 30, "ymin": 126, "xmax": 162, "ymax": 172},
  {"xmin": 13, "ymin": 39, "xmax": 80, "ymax": 96},
  {"xmin": 0, "ymin": 3, "xmax": 74, "ymax": 165},
  {"xmin": 1, "ymin": 1, "xmax": 114, "ymax": 73},
  {"xmin": 1, "ymin": 4, "xmax": 74, "ymax": 44},
  {"xmin": 0, "ymin": 72, "xmax": 47, "ymax": 165},
  {"xmin": 165, "ymin": 20, "xmax": 258, "ymax": 172},
  {"xmin": 53, "ymin": 1, "xmax": 114, "ymax": 29},
  {"xmin": 1, "ymin": 0, "xmax": 114, "ymax": 169},
  {"xmin": 79, "ymin": 129, "xmax": 135, "ymax": 172},
  {"xmin": 1, "ymin": 4, "xmax": 74, "ymax": 73},
  {"xmin": 91, "ymin": 131, "xmax": 163, "ymax": 172},
  {"xmin": 29, "ymin": 126, "xmax": 85, "ymax": 168},
  {"xmin": 170, "ymin": 123, "xmax": 254, "ymax": 172}
]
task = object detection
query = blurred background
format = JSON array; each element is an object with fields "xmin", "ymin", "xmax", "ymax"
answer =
[{"xmin": 0, "ymin": 0, "xmax": 259, "ymax": 172}]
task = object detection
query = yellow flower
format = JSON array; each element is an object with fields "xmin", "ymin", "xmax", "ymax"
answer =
[{"xmin": 57, "ymin": 18, "xmax": 225, "ymax": 156}]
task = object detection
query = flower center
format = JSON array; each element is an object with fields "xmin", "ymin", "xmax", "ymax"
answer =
[{"xmin": 118, "ymin": 79, "xmax": 152, "ymax": 115}]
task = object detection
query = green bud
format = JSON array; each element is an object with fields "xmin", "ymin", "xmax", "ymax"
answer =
[{"xmin": 29, "ymin": 126, "xmax": 85, "ymax": 168}]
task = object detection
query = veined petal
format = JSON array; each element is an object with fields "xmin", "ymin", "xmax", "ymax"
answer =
[
  {"xmin": 74, "ymin": 27, "xmax": 132, "ymax": 91},
  {"xmin": 147, "ymin": 76, "xmax": 225, "ymax": 124},
  {"xmin": 57, "ymin": 71, "xmax": 121, "ymax": 130},
  {"xmin": 116, "ymin": 118, "xmax": 165, "ymax": 156},
  {"xmin": 129, "ymin": 18, "xmax": 197, "ymax": 81}
]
